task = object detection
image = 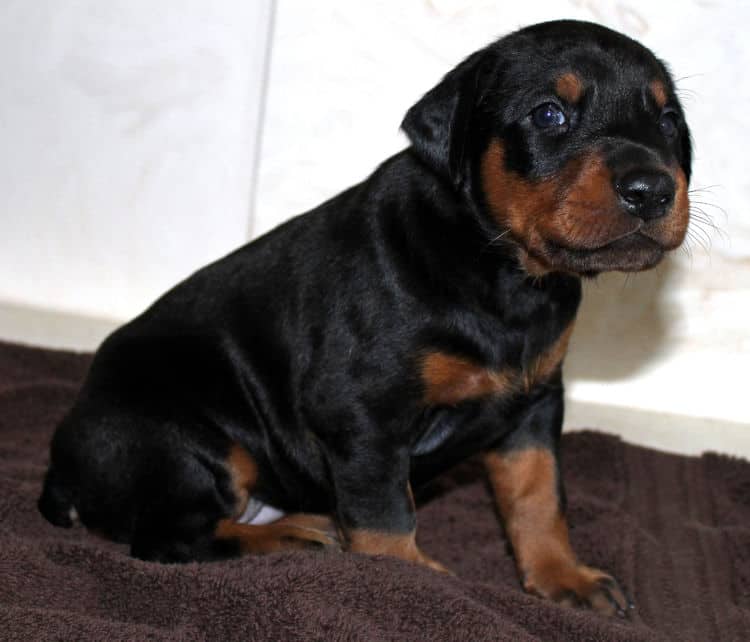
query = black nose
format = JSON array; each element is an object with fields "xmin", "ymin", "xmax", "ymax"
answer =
[{"xmin": 615, "ymin": 170, "xmax": 675, "ymax": 220}]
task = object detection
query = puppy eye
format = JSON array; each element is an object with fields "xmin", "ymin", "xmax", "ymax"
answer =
[
  {"xmin": 531, "ymin": 103, "xmax": 567, "ymax": 129},
  {"xmin": 658, "ymin": 110, "xmax": 679, "ymax": 138}
]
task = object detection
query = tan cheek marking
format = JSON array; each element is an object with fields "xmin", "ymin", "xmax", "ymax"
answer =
[
  {"xmin": 421, "ymin": 351, "xmax": 516, "ymax": 405},
  {"xmin": 539, "ymin": 155, "xmax": 639, "ymax": 250},
  {"xmin": 523, "ymin": 321, "xmax": 576, "ymax": 392},
  {"xmin": 650, "ymin": 79, "xmax": 668, "ymax": 109},
  {"xmin": 555, "ymin": 72, "xmax": 583, "ymax": 103},
  {"xmin": 227, "ymin": 443, "xmax": 258, "ymax": 517},
  {"xmin": 481, "ymin": 139, "xmax": 557, "ymax": 260},
  {"xmin": 664, "ymin": 167, "xmax": 690, "ymax": 249},
  {"xmin": 641, "ymin": 166, "xmax": 689, "ymax": 250},
  {"xmin": 480, "ymin": 140, "xmax": 635, "ymax": 266}
]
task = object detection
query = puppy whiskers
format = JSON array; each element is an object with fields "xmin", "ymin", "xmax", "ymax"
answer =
[{"xmin": 487, "ymin": 228, "xmax": 512, "ymax": 245}]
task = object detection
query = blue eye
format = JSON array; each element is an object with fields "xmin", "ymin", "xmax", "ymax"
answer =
[
  {"xmin": 658, "ymin": 111, "xmax": 678, "ymax": 138},
  {"xmin": 532, "ymin": 103, "xmax": 567, "ymax": 128}
]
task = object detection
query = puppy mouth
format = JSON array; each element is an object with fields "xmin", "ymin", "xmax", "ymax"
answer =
[{"xmin": 543, "ymin": 230, "xmax": 665, "ymax": 274}]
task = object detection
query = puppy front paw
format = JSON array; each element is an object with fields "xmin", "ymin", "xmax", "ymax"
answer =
[{"xmin": 523, "ymin": 562, "xmax": 632, "ymax": 617}]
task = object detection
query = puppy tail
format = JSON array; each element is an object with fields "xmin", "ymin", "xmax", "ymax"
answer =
[{"xmin": 38, "ymin": 467, "xmax": 77, "ymax": 528}]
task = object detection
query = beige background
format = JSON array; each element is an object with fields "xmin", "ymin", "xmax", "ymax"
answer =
[{"xmin": 1, "ymin": 1, "xmax": 748, "ymax": 451}]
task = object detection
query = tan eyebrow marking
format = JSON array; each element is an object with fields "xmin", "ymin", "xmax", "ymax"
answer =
[
  {"xmin": 650, "ymin": 79, "xmax": 668, "ymax": 108},
  {"xmin": 555, "ymin": 72, "xmax": 584, "ymax": 103}
]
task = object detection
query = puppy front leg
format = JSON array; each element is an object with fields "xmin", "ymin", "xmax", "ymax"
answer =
[
  {"xmin": 484, "ymin": 388, "xmax": 630, "ymax": 616},
  {"xmin": 329, "ymin": 447, "xmax": 447, "ymax": 573}
]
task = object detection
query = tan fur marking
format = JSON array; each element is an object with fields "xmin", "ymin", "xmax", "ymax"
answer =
[
  {"xmin": 483, "ymin": 449, "xmax": 577, "ymax": 592},
  {"xmin": 523, "ymin": 321, "xmax": 576, "ymax": 391},
  {"xmin": 227, "ymin": 444, "xmax": 258, "ymax": 517},
  {"xmin": 407, "ymin": 482, "xmax": 416, "ymax": 512},
  {"xmin": 650, "ymin": 79, "xmax": 668, "ymax": 108},
  {"xmin": 481, "ymin": 140, "xmax": 638, "ymax": 268},
  {"xmin": 642, "ymin": 166, "xmax": 690, "ymax": 249},
  {"xmin": 483, "ymin": 448, "xmax": 626, "ymax": 612},
  {"xmin": 215, "ymin": 514, "xmax": 339, "ymax": 553},
  {"xmin": 348, "ymin": 529, "xmax": 447, "ymax": 572},
  {"xmin": 518, "ymin": 250, "xmax": 552, "ymax": 278},
  {"xmin": 555, "ymin": 72, "xmax": 583, "ymax": 103},
  {"xmin": 421, "ymin": 351, "xmax": 515, "ymax": 405}
]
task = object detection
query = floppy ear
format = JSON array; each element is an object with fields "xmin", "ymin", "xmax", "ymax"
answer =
[{"xmin": 401, "ymin": 50, "xmax": 487, "ymax": 188}]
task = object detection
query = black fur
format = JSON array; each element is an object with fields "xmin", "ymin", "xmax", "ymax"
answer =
[{"xmin": 39, "ymin": 20, "xmax": 691, "ymax": 566}]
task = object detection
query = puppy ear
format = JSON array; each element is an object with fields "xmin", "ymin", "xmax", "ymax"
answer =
[{"xmin": 401, "ymin": 50, "xmax": 487, "ymax": 188}]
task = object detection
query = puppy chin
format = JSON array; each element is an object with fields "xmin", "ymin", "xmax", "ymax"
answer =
[{"xmin": 541, "ymin": 233, "xmax": 666, "ymax": 275}]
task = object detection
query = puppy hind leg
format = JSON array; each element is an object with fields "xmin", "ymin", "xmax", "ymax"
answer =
[
  {"xmin": 214, "ymin": 514, "xmax": 341, "ymax": 554},
  {"xmin": 128, "ymin": 442, "xmax": 250, "ymax": 562},
  {"xmin": 130, "ymin": 442, "xmax": 340, "ymax": 562},
  {"xmin": 216, "ymin": 443, "xmax": 340, "ymax": 553}
]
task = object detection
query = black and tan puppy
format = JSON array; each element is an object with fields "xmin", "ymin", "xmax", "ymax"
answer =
[{"xmin": 39, "ymin": 20, "xmax": 690, "ymax": 617}]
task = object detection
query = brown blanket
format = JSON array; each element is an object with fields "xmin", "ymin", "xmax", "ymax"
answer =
[{"xmin": 0, "ymin": 340, "xmax": 748, "ymax": 641}]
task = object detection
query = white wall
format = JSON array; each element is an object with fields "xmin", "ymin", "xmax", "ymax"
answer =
[
  {"xmin": 0, "ymin": 1, "xmax": 748, "ymax": 432},
  {"xmin": 0, "ymin": 0, "xmax": 274, "ymax": 320}
]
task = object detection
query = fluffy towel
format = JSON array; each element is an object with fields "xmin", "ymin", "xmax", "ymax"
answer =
[{"xmin": 1, "ymin": 340, "xmax": 748, "ymax": 641}]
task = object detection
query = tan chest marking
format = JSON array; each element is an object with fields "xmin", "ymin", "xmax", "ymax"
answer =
[
  {"xmin": 522, "ymin": 320, "xmax": 575, "ymax": 393},
  {"xmin": 421, "ymin": 352, "xmax": 515, "ymax": 405},
  {"xmin": 420, "ymin": 321, "xmax": 575, "ymax": 405}
]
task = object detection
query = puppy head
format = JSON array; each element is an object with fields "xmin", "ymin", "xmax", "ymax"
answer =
[{"xmin": 402, "ymin": 20, "xmax": 692, "ymax": 276}]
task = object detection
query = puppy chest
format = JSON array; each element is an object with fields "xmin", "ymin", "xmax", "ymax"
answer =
[{"xmin": 419, "ymin": 320, "xmax": 575, "ymax": 407}]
